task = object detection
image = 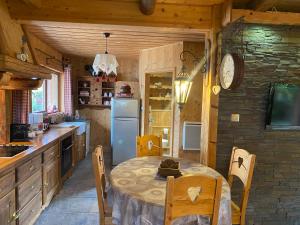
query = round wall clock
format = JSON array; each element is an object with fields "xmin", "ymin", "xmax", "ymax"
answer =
[{"xmin": 219, "ymin": 53, "xmax": 244, "ymax": 90}]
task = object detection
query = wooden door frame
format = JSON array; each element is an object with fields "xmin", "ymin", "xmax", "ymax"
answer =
[{"xmin": 143, "ymin": 67, "xmax": 176, "ymax": 156}]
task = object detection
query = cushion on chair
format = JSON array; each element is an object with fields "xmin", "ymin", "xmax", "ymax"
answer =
[{"xmin": 231, "ymin": 201, "xmax": 241, "ymax": 224}]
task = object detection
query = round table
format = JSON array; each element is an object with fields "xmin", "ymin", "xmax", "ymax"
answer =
[{"xmin": 109, "ymin": 156, "xmax": 232, "ymax": 225}]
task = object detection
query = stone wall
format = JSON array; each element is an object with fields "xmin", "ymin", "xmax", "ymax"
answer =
[{"xmin": 217, "ymin": 24, "xmax": 300, "ymax": 225}]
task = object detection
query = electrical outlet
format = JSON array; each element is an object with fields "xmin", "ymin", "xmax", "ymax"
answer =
[{"xmin": 231, "ymin": 114, "xmax": 240, "ymax": 122}]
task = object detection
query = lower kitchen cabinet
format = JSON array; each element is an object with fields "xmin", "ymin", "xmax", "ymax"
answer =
[
  {"xmin": 75, "ymin": 132, "xmax": 86, "ymax": 163},
  {"xmin": 18, "ymin": 192, "xmax": 42, "ymax": 225},
  {"xmin": 0, "ymin": 190, "xmax": 16, "ymax": 225},
  {"xmin": 43, "ymin": 159, "xmax": 59, "ymax": 206}
]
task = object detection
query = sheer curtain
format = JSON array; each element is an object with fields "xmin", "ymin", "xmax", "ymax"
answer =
[
  {"xmin": 12, "ymin": 90, "xmax": 29, "ymax": 124},
  {"xmin": 64, "ymin": 65, "xmax": 73, "ymax": 116}
]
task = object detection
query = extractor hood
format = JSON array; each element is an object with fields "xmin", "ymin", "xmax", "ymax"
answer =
[{"xmin": 0, "ymin": 54, "xmax": 52, "ymax": 90}]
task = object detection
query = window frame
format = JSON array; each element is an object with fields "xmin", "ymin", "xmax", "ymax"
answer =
[{"xmin": 30, "ymin": 73, "xmax": 61, "ymax": 113}]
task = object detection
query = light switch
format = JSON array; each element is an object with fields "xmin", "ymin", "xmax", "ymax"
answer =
[{"xmin": 231, "ymin": 114, "xmax": 240, "ymax": 122}]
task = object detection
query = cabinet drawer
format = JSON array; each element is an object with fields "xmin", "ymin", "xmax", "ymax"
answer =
[
  {"xmin": 43, "ymin": 143, "xmax": 59, "ymax": 163},
  {"xmin": 0, "ymin": 190, "xmax": 16, "ymax": 225},
  {"xmin": 17, "ymin": 155, "xmax": 41, "ymax": 183},
  {"xmin": 18, "ymin": 169, "xmax": 42, "ymax": 210},
  {"xmin": 18, "ymin": 191, "xmax": 42, "ymax": 225},
  {"xmin": 0, "ymin": 170, "xmax": 15, "ymax": 199}
]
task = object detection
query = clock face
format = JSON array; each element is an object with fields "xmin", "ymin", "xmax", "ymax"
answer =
[{"xmin": 220, "ymin": 54, "xmax": 235, "ymax": 89}]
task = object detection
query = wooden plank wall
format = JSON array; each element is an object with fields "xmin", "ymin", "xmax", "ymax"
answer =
[
  {"xmin": 139, "ymin": 41, "xmax": 204, "ymax": 161},
  {"xmin": 70, "ymin": 56, "xmax": 139, "ymax": 150}
]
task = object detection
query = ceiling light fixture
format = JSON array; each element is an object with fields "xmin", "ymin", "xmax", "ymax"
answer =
[{"xmin": 93, "ymin": 32, "xmax": 118, "ymax": 76}]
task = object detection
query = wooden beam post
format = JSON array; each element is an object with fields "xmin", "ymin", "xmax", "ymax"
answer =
[
  {"xmin": 0, "ymin": 90, "xmax": 11, "ymax": 144},
  {"xmin": 200, "ymin": 5, "xmax": 222, "ymax": 169},
  {"xmin": 140, "ymin": 0, "xmax": 156, "ymax": 15},
  {"xmin": 232, "ymin": 9, "xmax": 300, "ymax": 26}
]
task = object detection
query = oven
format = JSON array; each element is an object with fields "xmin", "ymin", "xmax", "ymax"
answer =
[{"xmin": 61, "ymin": 135, "xmax": 73, "ymax": 177}]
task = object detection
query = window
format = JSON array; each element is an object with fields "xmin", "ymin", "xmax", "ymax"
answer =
[
  {"xmin": 47, "ymin": 74, "xmax": 59, "ymax": 113},
  {"xmin": 32, "ymin": 81, "xmax": 46, "ymax": 112},
  {"xmin": 31, "ymin": 74, "xmax": 59, "ymax": 113}
]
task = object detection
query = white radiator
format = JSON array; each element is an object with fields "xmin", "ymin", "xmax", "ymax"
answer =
[{"xmin": 182, "ymin": 121, "xmax": 201, "ymax": 151}]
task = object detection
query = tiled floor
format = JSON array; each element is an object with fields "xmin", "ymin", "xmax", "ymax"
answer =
[{"xmin": 35, "ymin": 151, "xmax": 111, "ymax": 225}]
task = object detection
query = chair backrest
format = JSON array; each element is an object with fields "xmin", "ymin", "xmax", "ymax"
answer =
[
  {"xmin": 136, "ymin": 135, "xmax": 163, "ymax": 157},
  {"xmin": 228, "ymin": 147, "xmax": 256, "ymax": 223},
  {"xmin": 164, "ymin": 175, "xmax": 223, "ymax": 225},
  {"xmin": 92, "ymin": 146, "xmax": 106, "ymax": 225}
]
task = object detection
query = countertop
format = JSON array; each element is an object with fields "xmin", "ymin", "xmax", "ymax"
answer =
[{"xmin": 0, "ymin": 126, "xmax": 78, "ymax": 174}]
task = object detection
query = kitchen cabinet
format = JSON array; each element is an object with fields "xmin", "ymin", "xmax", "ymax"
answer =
[
  {"xmin": 17, "ymin": 169, "xmax": 42, "ymax": 210},
  {"xmin": 18, "ymin": 192, "xmax": 42, "ymax": 225},
  {"xmin": 42, "ymin": 143, "xmax": 59, "ymax": 207},
  {"xmin": 0, "ymin": 190, "xmax": 16, "ymax": 225},
  {"xmin": 76, "ymin": 132, "xmax": 86, "ymax": 162}
]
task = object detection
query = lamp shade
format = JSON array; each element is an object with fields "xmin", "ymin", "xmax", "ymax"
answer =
[
  {"xmin": 92, "ymin": 53, "xmax": 119, "ymax": 75},
  {"xmin": 175, "ymin": 77, "xmax": 192, "ymax": 109}
]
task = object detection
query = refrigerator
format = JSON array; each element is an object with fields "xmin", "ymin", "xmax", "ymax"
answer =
[{"xmin": 111, "ymin": 98, "xmax": 140, "ymax": 165}]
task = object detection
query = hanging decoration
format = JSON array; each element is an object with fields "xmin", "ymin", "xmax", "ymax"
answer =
[{"xmin": 93, "ymin": 33, "xmax": 119, "ymax": 76}]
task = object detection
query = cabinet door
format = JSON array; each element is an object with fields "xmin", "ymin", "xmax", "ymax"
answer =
[
  {"xmin": 0, "ymin": 190, "xmax": 16, "ymax": 225},
  {"xmin": 77, "ymin": 133, "xmax": 86, "ymax": 161},
  {"xmin": 43, "ymin": 159, "xmax": 59, "ymax": 206}
]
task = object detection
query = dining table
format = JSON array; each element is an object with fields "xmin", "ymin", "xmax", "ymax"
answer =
[{"xmin": 109, "ymin": 156, "xmax": 232, "ymax": 225}]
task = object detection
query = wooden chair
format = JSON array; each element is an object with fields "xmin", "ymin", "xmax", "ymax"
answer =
[
  {"xmin": 228, "ymin": 147, "xmax": 256, "ymax": 225},
  {"xmin": 136, "ymin": 135, "xmax": 163, "ymax": 157},
  {"xmin": 92, "ymin": 146, "xmax": 114, "ymax": 225},
  {"xmin": 164, "ymin": 175, "xmax": 223, "ymax": 225}
]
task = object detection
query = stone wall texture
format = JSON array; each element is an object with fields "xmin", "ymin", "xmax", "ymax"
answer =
[{"xmin": 217, "ymin": 24, "xmax": 300, "ymax": 225}]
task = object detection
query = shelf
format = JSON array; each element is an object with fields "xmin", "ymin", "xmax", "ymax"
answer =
[
  {"xmin": 150, "ymin": 125, "xmax": 171, "ymax": 128},
  {"xmin": 150, "ymin": 85, "xmax": 172, "ymax": 90},
  {"xmin": 78, "ymin": 104, "xmax": 111, "ymax": 108},
  {"xmin": 150, "ymin": 109, "xmax": 172, "ymax": 112},
  {"xmin": 78, "ymin": 87, "xmax": 90, "ymax": 89},
  {"xmin": 102, "ymin": 88, "xmax": 115, "ymax": 90},
  {"xmin": 78, "ymin": 95, "xmax": 90, "ymax": 97},
  {"xmin": 149, "ymin": 97, "xmax": 172, "ymax": 101}
]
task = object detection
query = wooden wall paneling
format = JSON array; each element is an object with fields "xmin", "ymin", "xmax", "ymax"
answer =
[
  {"xmin": 7, "ymin": 0, "xmax": 214, "ymax": 30},
  {"xmin": 200, "ymin": 5, "xmax": 222, "ymax": 168},
  {"xmin": 117, "ymin": 57, "xmax": 139, "ymax": 81},
  {"xmin": 178, "ymin": 42, "xmax": 205, "ymax": 161},
  {"xmin": 139, "ymin": 42, "xmax": 183, "ymax": 156},
  {"xmin": 70, "ymin": 55, "xmax": 139, "ymax": 150}
]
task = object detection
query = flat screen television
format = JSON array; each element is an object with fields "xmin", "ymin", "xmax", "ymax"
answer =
[{"xmin": 266, "ymin": 83, "xmax": 300, "ymax": 129}]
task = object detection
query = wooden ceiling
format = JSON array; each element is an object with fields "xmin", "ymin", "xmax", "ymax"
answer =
[
  {"xmin": 233, "ymin": 0, "xmax": 300, "ymax": 12},
  {"xmin": 24, "ymin": 22, "xmax": 205, "ymax": 58}
]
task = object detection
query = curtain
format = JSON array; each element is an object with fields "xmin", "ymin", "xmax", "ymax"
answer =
[
  {"xmin": 12, "ymin": 90, "xmax": 29, "ymax": 124},
  {"xmin": 64, "ymin": 65, "xmax": 73, "ymax": 116}
]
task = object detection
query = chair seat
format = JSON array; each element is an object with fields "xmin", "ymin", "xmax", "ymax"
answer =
[
  {"xmin": 104, "ymin": 217, "xmax": 115, "ymax": 225},
  {"xmin": 231, "ymin": 201, "xmax": 241, "ymax": 224}
]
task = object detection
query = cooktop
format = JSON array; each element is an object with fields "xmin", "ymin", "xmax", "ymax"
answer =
[{"xmin": 0, "ymin": 146, "xmax": 30, "ymax": 157}]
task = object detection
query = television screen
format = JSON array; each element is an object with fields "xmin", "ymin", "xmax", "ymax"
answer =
[{"xmin": 267, "ymin": 84, "xmax": 300, "ymax": 127}]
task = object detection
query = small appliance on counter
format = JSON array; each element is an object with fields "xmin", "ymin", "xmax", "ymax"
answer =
[{"xmin": 10, "ymin": 124, "xmax": 30, "ymax": 142}]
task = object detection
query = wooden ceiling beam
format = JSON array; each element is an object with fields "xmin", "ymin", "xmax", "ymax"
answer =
[
  {"xmin": 7, "ymin": 0, "xmax": 213, "ymax": 30},
  {"xmin": 248, "ymin": 0, "xmax": 277, "ymax": 12},
  {"xmin": 232, "ymin": 9, "xmax": 300, "ymax": 26}
]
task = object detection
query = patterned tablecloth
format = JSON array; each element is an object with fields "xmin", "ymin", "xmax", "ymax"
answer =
[{"xmin": 109, "ymin": 156, "xmax": 232, "ymax": 225}]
